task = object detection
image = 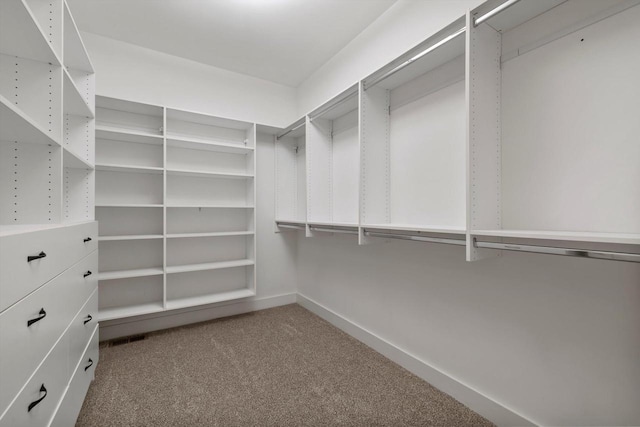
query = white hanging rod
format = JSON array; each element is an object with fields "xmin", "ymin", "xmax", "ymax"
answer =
[
  {"xmin": 473, "ymin": 0, "xmax": 523, "ymax": 26},
  {"xmin": 364, "ymin": 231, "xmax": 466, "ymax": 246},
  {"xmin": 474, "ymin": 239, "xmax": 640, "ymax": 263},
  {"xmin": 276, "ymin": 222, "xmax": 306, "ymax": 230},
  {"xmin": 276, "ymin": 118, "xmax": 305, "ymax": 140},
  {"xmin": 308, "ymin": 89, "xmax": 358, "ymax": 121},
  {"xmin": 363, "ymin": 26, "xmax": 465, "ymax": 90},
  {"xmin": 309, "ymin": 226, "xmax": 358, "ymax": 235}
]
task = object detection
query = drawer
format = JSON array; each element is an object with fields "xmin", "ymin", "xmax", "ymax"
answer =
[
  {"xmin": 0, "ymin": 221, "xmax": 97, "ymax": 312},
  {"xmin": 0, "ymin": 332, "xmax": 69, "ymax": 427},
  {"xmin": 49, "ymin": 326, "xmax": 99, "ymax": 427},
  {"xmin": 0, "ymin": 251, "xmax": 97, "ymax": 415},
  {"xmin": 68, "ymin": 289, "xmax": 98, "ymax": 374}
]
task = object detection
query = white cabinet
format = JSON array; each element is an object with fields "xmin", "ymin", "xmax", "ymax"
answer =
[
  {"xmin": 0, "ymin": 1, "xmax": 97, "ymax": 425},
  {"xmin": 95, "ymin": 97, "xmax": 257, "ymax": 321}
]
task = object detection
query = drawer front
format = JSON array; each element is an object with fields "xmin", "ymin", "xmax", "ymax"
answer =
[
  {"xmin": 0, "ymin": 251, "xmax": 97, "ymax": 414},
  {"xmin": 0, "ymin": 221, "xmax": 97, "ymax": 312},
  {"xmin": 68, "ymin": 289, "xmax": 98, "ymax": 374},
  {"xmin": 0, "ymin": 333, "xmax": 69, "ymax": 427},
  {"xmin": 50, "ymin": 326, "xmax": 99, "ymax": 427}
]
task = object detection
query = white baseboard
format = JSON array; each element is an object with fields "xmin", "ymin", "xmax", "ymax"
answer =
[
  {"xmin": 99, "ymin": 293, "xmax": 297, "ymax": 341},
  {"xmin": 297, "ymin": 293, "xmax": 537, "ymax": 427}
]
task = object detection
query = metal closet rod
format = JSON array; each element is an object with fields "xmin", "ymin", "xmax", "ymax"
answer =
[
  {"xmin": 364, "ymin": 231, "xmax": 466, "ymax": 246},
  {"xmin": 309, "ymin": 226, "xmax": 358, "ymax": 235},
  {"xmin": 363, "ymin": 26, "xmax": 466, "ymax": 90},
  {"xmin": 276, "ymin": 119, "xmax": 305, "ymax": 140},
  {"xmin": 308, "ymin": 90, "xmax": 358, "ymax": 122},
  {"xmin": 474, "ymin": 239, "xmax": 640, "ymax": 263},
  {"xmin": 474, "ymin": 0, "xmax": 523, "ymax": 26}
]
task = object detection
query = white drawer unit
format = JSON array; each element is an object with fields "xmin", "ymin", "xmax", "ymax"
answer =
[
  {"xmin": 0, "ymin": 249, "xmax": 97, "ymax": 414},
  {"xmin": 49, "ymin": 326, "xmax": 99, "ymax": 427},
  {"xmin": 67, "ymin": 289, "xmax": 98, "ymax": 374},
  {"xmin": 0, "ymin": 221, "xmax": 97, "ymax": 313}
]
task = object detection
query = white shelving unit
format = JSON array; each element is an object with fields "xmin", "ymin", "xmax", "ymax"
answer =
[
  {"xmin": 467, "ymin": 0, "xmax": 640, "ymax": 261},
  {"xmin": 268, "ymin": 0, "xmax": 639, "ymax": 263},
  {"xmin": 360, "ymin": 18, "xmax": 466, "ymax": 239},
  {"xmin": 307, "ymin": 84, "xmax": 360, "ymax": 227},
  {"xmin": 95, "ymin": 97, "xmax": 257, "ymax": 321}
]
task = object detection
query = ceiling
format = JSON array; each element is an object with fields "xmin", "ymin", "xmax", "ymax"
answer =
[{"xmin": 67, "ymin": 0, "xmax": 398, "ymax": 87}]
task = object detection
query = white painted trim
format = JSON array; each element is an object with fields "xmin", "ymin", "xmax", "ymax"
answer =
[
  {"xmin": 99, "ymin": 293, "xmax": 297, "ymax": 341},
  {"xmin": 297, "ymin": 293, "xmax": 538, "ymax": 427}
]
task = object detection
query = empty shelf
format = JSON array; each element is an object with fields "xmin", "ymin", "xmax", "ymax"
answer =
[
  {"xmin": 471, "ymin": 230, "xmax": 640, "ymax": 245},
  {"xmin": 98, "ymin": 303, "xmax": 164, "ymax": 322},
  {"xmin": 166, "ymin": 288, "xmax": 255, "ymax": 311},
  {"xmin": 166, "ymin": 231, "xmax": 254, "ymax": 238},
  {"xmin": 363, "ymin": 223, "xmax": 466, "ymax": 235},
  {"xmin": 96, "ymin": 164, "xmax": 163, "ymax": 174},
  {"xmin": 166, "ymin": 135, "xmax": 253, "ymax": 154},
  {"xmin": 166, "ymin": 204, "xmax": 254, "ymax": 209},
  {"xmin": 0, "ymin": 95, "xmax": 61, "ymax": 146},
  {"xmin": 95, "ymin": 125, "xmax": 164, "ymax": 142},
  {"xmin": 166, "ymin": 259, "xmax": 254, "ymax": 274},
  {"xmin": 98, "ymin": 268, "xmax": 164, "ymax": 281},
  {"xmin": 63, "ymin": 69, "xmax": 94, "ymax": 118},
  {"xmin": 166, "ymin": 168, "xmax": 253, "ymax": 179},
  {"xmin": 96, "ymin": 203, "xmax": 163, "ymax": 208},
  {"xmin": 99, "ymin": 234, "xmax": 164, "ymax": 241}
]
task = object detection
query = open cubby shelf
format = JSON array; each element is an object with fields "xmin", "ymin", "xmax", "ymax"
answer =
[{"xmin": 95, "ymin": 97, "xmax": 257, "ymax": 321}]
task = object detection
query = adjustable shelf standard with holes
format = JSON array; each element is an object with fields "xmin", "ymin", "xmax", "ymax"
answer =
[
  {"xmin": 274, "ymin": 118, "xmax": 307, "ymax": 230},
  {"xmin": 360, "ymin": 18, "xmax": 467, "ymax": 245},
  {"xmin": 307, "ymin": 84, "xmax": 360, "ymax": 227},
  {"xmin": 467, "ymin": 0, "xmax": 640, "ymax": 261}
]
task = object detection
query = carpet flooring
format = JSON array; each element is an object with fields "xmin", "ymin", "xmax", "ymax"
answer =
[{"xmin": 77, "ymin": 304, "xmax": 493, "ymax": 426}]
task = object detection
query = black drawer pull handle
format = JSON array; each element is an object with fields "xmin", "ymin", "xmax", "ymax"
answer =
[
  {"xmin": 84, "ymin": 271, "xmax": 92, "ymax": 278},
  {"xmin": 84, "ymin": 358, "xmax": 94, "ymax": 371},
  {"xmin": 84, "ymin": 237, "xmax": 92, "ymax": 243},
  {"xmin": 27, "ymin": 251, "xmax": 46, "ymax": 262},
  {"xmin": 84, "ymin": 314, "xmax": 93, "ymax": 325},
  {"xmin": 27, "ymin": 308, "xmax": 46, "ymax": 327},
  {"xmin": 27, "ymin": 384, "xmax": 47, "ymax": 412}
]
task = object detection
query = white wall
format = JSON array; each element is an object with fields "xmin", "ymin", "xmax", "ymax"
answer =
[
  {"xmin": 82, "ymin": 32, "xmax": 297, "ymax": 127},
  {"xmin": 294, "ymin": 1, "xmax": 640, "ymax": 426},
  {"xmin": 84, "ymin": 33, "xmax": 300, "ymax": 339}
]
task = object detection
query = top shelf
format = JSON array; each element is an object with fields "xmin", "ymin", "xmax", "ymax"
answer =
[
  {"xmin": 96, "ymin": 125, "xmax": 164, "ymax": 145},
  {"xmin": 309, "ymin": 84, "xmax": 359, "ymax": 121},
  {"xmin": 63, "ymin": 1, "xmax": 93, "ymax": 72},
  {"xmin": 0, "ymin": 0, "xmax": 61, "ymax": 65}
]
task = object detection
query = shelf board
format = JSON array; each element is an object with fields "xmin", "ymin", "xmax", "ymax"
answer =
[
  {"xmin": 96, "ymin": 163, "xmax": 163, "ymax": 174},
  {"xmin": 0, "ymin": 95, "xmax": 61, "ymax": 146},
  {"xmin": 98, "ymin": 303, "xmax": 164, "ymax": 322},
  {"xmin": 98, "ymin": 267, "xmax": 164, "ymax": 281},
  {"xmin": 308, "ymin": 221, "xmax": 359, "ymax": 228},
  {"xmin": 363, "ymin": 223, "xmax": 466, "ymax": 235},
  {"xmin": 0, "ymin": 0, "xmax": 61, "ymax": 65},
  {"xmin": 275, "ymin": 219, "xmax": 307, "ymax": 226},
  {"xmin": 63, "ymin": 2, "xmax": 93, "ymax": 72},
  {"xmin": 166, "ymin": 204, "xmax": 254, "ymax": 209},
  {"xmin": 63, "ymin": 147, "xmax": 94, "ymax": 170},
  {"xmin": 166, "ymin": 168, "xmax": 253, "ymax": 179},
  {"xmin": 63, "ymin": 69, "xmax": 94, "ymax": 118},
  {"xmin": 166, "ymin": 135, "xmax": 253, "ymax": 154},
  {"xmin": 166, "ymin": 259, "xmax": 254, "ymax": 274},
  {"xmin": 167, "ymin": 231, "xmax": 254, "ymax": 239},
  {"xmin": 471, "ymin": 229, "xmax": 640, "ymax": 245},
  {"xmin": 99, "ymin": 234, "xmax": 164, "ymax": 241},
  {"xmin": 95, "ymin": 125, "xmax": 164, "ymax": 143},
  {"xmin": 166, "ymin": 288, "xmax": 255, "ymax": 311},
  {"xmin": 95, "ymin": 203, "xmax": 163, "ymax": 208}
]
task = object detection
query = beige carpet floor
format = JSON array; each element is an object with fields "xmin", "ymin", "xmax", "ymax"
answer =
[{"xmin": 77, "ymin": 304, "xmax": 493, "ymax": 426}]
